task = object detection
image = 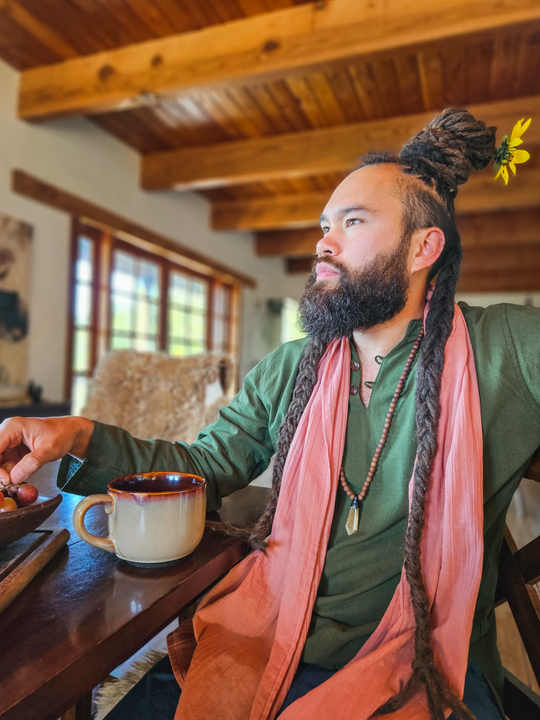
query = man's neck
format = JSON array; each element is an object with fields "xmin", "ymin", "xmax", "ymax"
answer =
[{"xmin": 352, "ymin": 298, "xmax": 425, "ymax": 368}]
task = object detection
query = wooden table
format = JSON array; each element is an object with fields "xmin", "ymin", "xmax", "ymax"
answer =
[{"xmin": 0, "ymin": 462, "xmax": 269, "ymax": 720}]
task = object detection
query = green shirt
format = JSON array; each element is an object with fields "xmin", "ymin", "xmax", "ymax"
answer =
[{"xmin": 58, "ymin": 302, "xmax": 540, "ymax": 700}]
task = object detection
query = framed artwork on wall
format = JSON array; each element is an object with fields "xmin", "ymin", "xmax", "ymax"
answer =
[{"xmin": 0, "ymin": 211, "xmax": 32, "ymax": 402}]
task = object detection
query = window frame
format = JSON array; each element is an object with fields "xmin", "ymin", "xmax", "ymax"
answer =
[
  {"xmin": 64, "ymin": 221, "xmax": 103, "ymax": 401},
  {"xmin": 65, "ymin": 220, "xmax": 239, "ymax": 406},
  {"xmin": 165, "ymin": 259, "xmax": 213, "ymax": 358},
  {"xmin": 108, "ymin": 237, "xmax": 170, "ymax": 353}
]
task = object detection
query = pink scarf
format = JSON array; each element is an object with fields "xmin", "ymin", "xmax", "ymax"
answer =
[{"xmin": 170, "ymin": 301, "xmax": 483, "ymax": 720}]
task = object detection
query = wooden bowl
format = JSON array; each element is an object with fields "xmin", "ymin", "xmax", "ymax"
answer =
[{"xmin": 0, "ymin": 494, "xmax": 63, "ymax": 550}]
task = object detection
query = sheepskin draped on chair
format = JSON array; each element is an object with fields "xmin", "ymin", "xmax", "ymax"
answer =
[{"xmin": 81, "ymin": 350, "xmax": 235, "ymax": 443}]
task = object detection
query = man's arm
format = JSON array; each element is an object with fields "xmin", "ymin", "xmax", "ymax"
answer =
[
  {"xmin": 57, "ymin": 375, "xmax": 276, "ymax": 512},
  {"xmin": 0, "ymin": 415, "xmax": 94, "ymax": 485},
  {"xmin": 0, "ymin": 339, "xmax": 306, "ymax": 510},
  {"xmin": 58, "ymin": 350, "xmax": 300, "ymax": 510}
]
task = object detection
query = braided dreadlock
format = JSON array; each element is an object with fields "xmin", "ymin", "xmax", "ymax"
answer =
[
  {"xmin": 205, "ymin": 336, "xmax": 328, "ymax": 550},
  {"xmin": 371, "ymin": 110, "xmax": 496, "ymax": 720},
  {"xmin": 247, "ymin": 335, "xmax": 327, "ymax": 549},
  {"xmin": 209, "ymin": 109, "xmax": 497, "ymax": 718}
]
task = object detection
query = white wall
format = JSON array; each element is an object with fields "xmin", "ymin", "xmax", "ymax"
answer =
[{"xmin": 0, "ymin": 59, "xmax": 307, "ymax": 401}]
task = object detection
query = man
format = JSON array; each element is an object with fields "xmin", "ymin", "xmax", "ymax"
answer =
[{"xmin": 1, "ymin": 109, "xmax": 538, "ymax": 720}]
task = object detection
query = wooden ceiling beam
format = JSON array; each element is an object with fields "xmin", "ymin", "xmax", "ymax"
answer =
[
  {"xmin": 257, "ymin": 229, "xmax": 321, "ymax": 257},
  {"xmin": 456, "ymin": 168, "xmax": 540, "ymax": 214},
  {"xmin": 456, "ymin": 270, "xmax": 540, "ymax": 293},
  {"xmin": 287, "ymin": 247, "xmax": 540, "ymax": 273},
  {"xmin": 18, "ymin": 0, "xmax": 540, "ymax": 121},
  {"xmin": 287, "ymin": 256, "xmax": 540, "ymax": 293},
  {"xmin": 286, "ymin": 257, "xmax": 315, "ymax": 274},
  {"xmin": 257, "ymin": 210, "xmax": 540, "ymax": 257},
  {"xmin": 458, "ymin": 209, "xmax": 540, "ymax": 248},
  {"xmin": 213, "ymin": 168, "xmax": 540, "ymax": 231},
  {"xmin": 461, "ymin": 243, "xmax": 540, "ymax": 271},
  {"xmin": 142, "ymin": 95, "xmax": 540, "ymax": 190},
  {"xmin": 212, "ymin": 192, "xmax": 329, "ymax": 231}
]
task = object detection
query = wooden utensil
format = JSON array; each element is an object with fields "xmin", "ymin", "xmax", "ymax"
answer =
[{"xmin": 0, "ymin": 528, "xmax": 70, "ymax": 614}]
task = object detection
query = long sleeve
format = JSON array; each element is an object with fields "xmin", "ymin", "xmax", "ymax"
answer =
[{"xmin": 57, "ymin": 338, "xmax": 308, "ymax": 510}]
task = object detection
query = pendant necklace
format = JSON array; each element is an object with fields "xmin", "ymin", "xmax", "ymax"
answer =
[{"xmin": 341, "ymin": 326, "xmax": 425, "ymax": 536}]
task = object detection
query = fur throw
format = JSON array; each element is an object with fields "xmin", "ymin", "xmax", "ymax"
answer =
[
  {"xmin": 94, "ymin": 650, "xmax": 167, "ymax": 719},
  {"xmin": 82, "ymin": 350, "xmax": 235, "ymax": 444}
]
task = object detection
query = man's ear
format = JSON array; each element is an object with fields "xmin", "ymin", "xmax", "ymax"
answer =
[{"xmin": 410, "ymin": 228, "xmax": 445, "ymax": 275}]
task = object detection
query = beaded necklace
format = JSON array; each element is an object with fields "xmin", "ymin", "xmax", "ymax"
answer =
[{"xmin": 341, "ymin": 325, "xmax": 425, "ymax": 535}]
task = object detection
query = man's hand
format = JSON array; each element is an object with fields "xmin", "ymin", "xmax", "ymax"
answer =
[{"xmin": 0, "ymin": 416, "xmax": 94, "ymax": 485}]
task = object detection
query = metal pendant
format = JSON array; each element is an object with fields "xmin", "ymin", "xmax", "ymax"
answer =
[{"xmin": 345, "ymin": 497, "xmax": 360, "ymax": 536}]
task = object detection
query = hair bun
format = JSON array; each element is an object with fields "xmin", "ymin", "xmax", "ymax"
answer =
[{"xmin": 399, "ymin": 108, "xmax": 497, "ymax": 196}]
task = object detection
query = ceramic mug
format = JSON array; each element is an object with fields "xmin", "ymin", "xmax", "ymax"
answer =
[{"xmin": 73, "ymin": 472, "xmax": 207, "ymax": 566}]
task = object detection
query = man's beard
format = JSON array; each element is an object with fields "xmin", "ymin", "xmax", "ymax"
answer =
[{"xmin": 299, "ymin": 236, "xmax": 411, "ymax": 343}]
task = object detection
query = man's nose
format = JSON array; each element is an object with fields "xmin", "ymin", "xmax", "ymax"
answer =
[{"xmin": 316, "ymin": 231, "xmax": 340, "ymax": 257}]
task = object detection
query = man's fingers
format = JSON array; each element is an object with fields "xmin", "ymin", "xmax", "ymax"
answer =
[
  {"xmin": 0, "ymin": 418, "xmax": 22, "ymax": 455},
  {"xmin": 0, "ymin": 417, "xmax": 83, "ymax": 481},
  {"xmin": 9, "ymin": 453, "xmax": 44, "ymax": 485},
  {"xmin": 0, "ymin": 466, "xmax": 10, "ymax": 485}
]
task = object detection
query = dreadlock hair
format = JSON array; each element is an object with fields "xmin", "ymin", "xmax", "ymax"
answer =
[
  {"xmin": 206, "ymin": 335, "xmax": 327, "ymax": 550},
  {"xmin": 364, "ymin": 110, "xmax": 496, "ymax": 719},
  {"xmin": 208, "ymin": 109, "xmax": 497, "ymax": 718}
]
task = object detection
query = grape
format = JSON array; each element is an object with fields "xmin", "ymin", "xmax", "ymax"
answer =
[
  {"xmin": 16, "ymin": 483, "xmax": 39, "ymax": 506},
  {"xmin": 0, "ymin": 497, "xmax": 18, "ymax": 512},
  {"xmin": 0, "ymin": 481, "xmax": 39, "ymax": 508}
]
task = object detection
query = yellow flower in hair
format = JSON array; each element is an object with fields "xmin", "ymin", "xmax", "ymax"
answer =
[{"xmin": 494, "ymin": 118, "xmax": 531, "ymax": 184}]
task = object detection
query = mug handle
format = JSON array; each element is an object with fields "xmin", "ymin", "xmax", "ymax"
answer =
[{"xmin": 73, "ymin": 495, "xmax": 115, "ymax": 553}]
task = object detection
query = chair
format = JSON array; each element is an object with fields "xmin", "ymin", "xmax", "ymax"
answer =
[{"xmin": 497, "ymin": 448, "xmax": 540, "ymax": 719}]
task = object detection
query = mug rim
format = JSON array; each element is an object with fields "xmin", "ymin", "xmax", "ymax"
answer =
[{"xmin": 108, "ymin": 471, "xmax": 206, "ymax": 496}]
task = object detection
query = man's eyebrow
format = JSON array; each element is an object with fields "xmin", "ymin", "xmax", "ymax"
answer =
[{"xmin": 319, "ymin": 205, "xmax": 376, "ymax": 224}]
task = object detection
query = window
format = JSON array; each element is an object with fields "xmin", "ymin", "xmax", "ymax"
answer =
[
  {"xmin": 281, "ymin": 298, "xmax": 305, "ymax": 345},
  {"xmin": 67, "ymin": 222, "xmax": 238, "ymax": 414},
  {"xmin": 110, "ymin": 248, "xmax": 161, "ymax": 352},
  {"xmin": 69, "ymin": 231, "xmax": 98, "ymax": 416},
  {"xmin": 211, "ymin": 282, "xmax": 233, "ymax": 353},
  {"xmin": 168, "ymin": 271, "xmax": 208, "ymax": 356}
]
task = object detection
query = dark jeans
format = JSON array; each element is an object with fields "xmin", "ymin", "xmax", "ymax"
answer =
[
  {"xmin": 277, "ymin": 660, "xmax": 504, "ymax": 718},
  {"xmin": 104, "ymin": 655, "xmax": 505, "ymax": 719}
]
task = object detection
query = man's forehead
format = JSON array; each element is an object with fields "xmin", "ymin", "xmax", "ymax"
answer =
[
  {"xmin": 320, "ymin": 204, "xmax": 377, "ymax": 224},
  {"xmin": 322, "ymin": 164, "xmax": 403, "ymax": 219}
]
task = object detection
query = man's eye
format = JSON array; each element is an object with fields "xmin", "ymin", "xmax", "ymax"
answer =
[
  {"xmin": 346, "ymin": 218, "xmax": 362, "ymax": 227},
  {"xmin": 321, "ymin": 226, "xmax": 330, "ymax": 235}
]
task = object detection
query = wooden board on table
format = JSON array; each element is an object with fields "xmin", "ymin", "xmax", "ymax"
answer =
[{"xmin": 0, "ymin": 528, "xmax": 70, "ymax": 614}]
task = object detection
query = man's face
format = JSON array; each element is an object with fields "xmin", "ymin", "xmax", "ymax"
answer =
[
  {"xmin": 316, "ymin": 163, "xmax": 409, "ymax": 281},
  {"xmin": 299, "ymin": 164, "xmax": 413, "ymax": 341}
]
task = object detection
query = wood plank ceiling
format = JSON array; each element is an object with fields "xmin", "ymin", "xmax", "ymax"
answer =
[{"xmin": 2, "ymin": 0, "xmax": 540, "ymax": 292}]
